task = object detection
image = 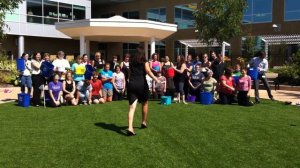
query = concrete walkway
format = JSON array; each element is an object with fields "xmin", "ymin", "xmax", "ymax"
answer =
[{"xmin": 1, "ymin": 87, "xmax": 300, "ymax": 105}]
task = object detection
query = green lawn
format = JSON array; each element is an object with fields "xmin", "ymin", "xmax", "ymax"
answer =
[{"xmin": 0, "ymin": 100, "xmax": 299, "ymax": 168}]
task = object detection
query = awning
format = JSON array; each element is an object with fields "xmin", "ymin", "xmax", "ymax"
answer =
[
  {"xmin": 179, "ymin": 39, "xmax": 220, "ymax": 48},
  {"xmin": 259, "ymin": 34, "xmax": 300, "ymax": 45}
]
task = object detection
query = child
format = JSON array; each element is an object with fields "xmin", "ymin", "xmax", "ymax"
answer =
[{"xmin": 153, "ymin": 71, "xmax": 166, "ymax": 99}]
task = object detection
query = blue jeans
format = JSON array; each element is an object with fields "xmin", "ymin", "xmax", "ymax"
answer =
[{"xmin": 20, "ymin": 75, "xmax": 32, "ymax": 94}]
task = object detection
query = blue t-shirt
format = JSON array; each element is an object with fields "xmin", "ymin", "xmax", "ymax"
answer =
[
  {"xmin": 101, "ymin": 70, "xmax": 113, "ymax": 89},
  {"xmin": 71, "ymin": 63, "xmax": 85, "ymax": 82},
  {"xmin": 191, "ymin": 72, "xmax": 205, "ymax": 86}
]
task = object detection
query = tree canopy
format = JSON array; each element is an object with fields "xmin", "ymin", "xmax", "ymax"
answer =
[
  {"xmin": 0, "ymin": 0, "xmax": 24, "ymax": 41},
  {"xmin": 194, "ymin": 0, "xmax": 247, "ymax": 45}
]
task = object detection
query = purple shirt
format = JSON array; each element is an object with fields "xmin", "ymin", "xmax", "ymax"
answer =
[{"xmin": 48, "ymin": 81, "xmax": 62, "ymax": 101}]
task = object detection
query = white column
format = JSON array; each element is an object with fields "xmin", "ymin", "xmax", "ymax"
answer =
[
  {"xmin": 265, "ymin": 42, "xmax": 269, "ymax": 59},
  {"xmin": 144, "ymin": 41, "xmax": 149, "ymax": 60},
  {"xmin": 150, "ymin": 37, "xmax": 155, "ymax": 55},
  {"xmin": 222, "ymin": 42, "xmax": 226, "ymax": 58},
  {"xmin": 185, "ymin": 45, "xmax": 189, "ymax": 60},
  {"xmin": 85, "ymin": 40, "xmax": 90, "ymax": 57},
  {"xmin": 18, "ymin": 35, "xmax": 24, "ymax": 58},
  {"xmin": 80, "ymin": 35, "xmax": 85, "ymax": 56}
]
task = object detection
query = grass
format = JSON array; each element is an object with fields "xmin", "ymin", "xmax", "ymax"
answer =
[{"xmin": 0, "ymin": 100, "xmax": 299, "ymax": 168}]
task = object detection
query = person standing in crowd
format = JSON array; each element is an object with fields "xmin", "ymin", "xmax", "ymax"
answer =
[
  {"xmin": 248, "ymin": 51, "xmax": 274, "ymax": 103},
  {"xmin": 233, "ymin": 64, "xmax": 242, "ymax": 76},
  {"xmin": 48, "ymin": 74, "xmax": 63, "ymax": 107},
  {"xmin": 153, "ymin": 71, "xmax": 166, "ymax": 99},
  {"xmin": 219, "ymin": 68, "xmax": 235, "ymax": 104},
  {"xmin": 120, "ymin": 54, "xmax": 130, "ymax": 93},
  {"xmin": 62, "ymin": 72, "xmax": 77, "ymax": 106},
  {"xmin": 162, "ymin": 56, "xmax": 175, "ymax": 98},
  {"xmin": 202, "ymin": 53, "xmax": 211, "ymax": 68},
  {"xmin": 71, "ymin": 55, "xmax": 85, "ymax": 85},
  {"xmin": 211, "ymin": 53, "xmax": 226, "ymax": 82},
  {"xmin": 188, "ymin": 64, "xmax": 205, "ymax": 101},
  {"xmin": 19, "ymin": 53, "xmax": 32, "ymax": 95},
  {"xmin": 31, "ymin": 52, "xmax": 44, "ymax": 106},
  {"xmin": 173, "ymin": 55, "xmax": 188, "ymax": 104},
  {"xmin": 127, "ymin": 49, "xmax": 160, "ymax": 136},
  {"xmin": 82, "ymin": 54, "xmax": 91, "ymax": 65},
  {"xmin": 77, "ymin": 78, "xmax": 93, "ymax": 105},
  {"xmin": 193, "ymin": 55, "xmax": 202, "ymax": 71},
  {"xmin": 110, "ymin": 55, "xmax": 119, "ymax": 72},
  {"xmin": 210, "ymin": 51, "xmax": 217, "ymax": 62},
  {"xmin": 90, "ymin": 72, "xmax": 105, "ymax": 104},
  {"xmin": 112, "ymin": 65, "xmax": 126, "ymax": 101},
  {"xmin": 101, "ymin": 63, "xmax": 114, "ymax": 102},
  {"xmin": 150, "ymin": 53, "xmax": 161, "ymax": 75},
  {"xmin": 52, "ymin": 51, "xmax": 70, "ymax": 81},
  {"xmin": 185, "ymin": 54, "xmax": 194, "ymax": 96},
  {"xmin": 41, "ymin": 53, "xmax": 52, "ymax": 83},
  {"xmin": 237, "ymin": 68, "xmax": 253, "ymax": 106},
  {"xmin": 92, "ymin": 52, "xmax": 105, "ymax": 73}
]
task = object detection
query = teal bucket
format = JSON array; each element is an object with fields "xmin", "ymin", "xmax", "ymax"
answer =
[{"xmin": 161, "ymin": 96, "xmax": 171, "ymax": 105}]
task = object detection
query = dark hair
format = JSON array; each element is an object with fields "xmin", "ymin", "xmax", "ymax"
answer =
[
  {"xmin": 21, "ymin": 53, "xmax": 27, "ymax": 58},
  {"xmin": 178, "ymin": 55, "xmax": 185, "ymax": 66},
  {"xmin": 257, "ymin": 51, "xmax": 265, "ymax": 57},
  {"xmin": 151, "ymin": 53, "xmax": 158, "ymax": 60},
  {"xmin": 43, "ymin": 53, "xmax": 50, "ymax": 58},
  {"xmin": 115, "ymin": 65, "xmax": 121, "ymax": 71},
  {"xmin": 131, "ymin": 47, "xmax": 146, "ymax": 64},
  {"xmin": 82, "ymin": 54, "xmax": 88, "ymax": 57},
  {"xmin": 224, "ymin": 67, "xmax": 232, "ymax": 77},
  {"xmin": 32, "ymin": 52, "xmax": 40, "ymax": 60}
]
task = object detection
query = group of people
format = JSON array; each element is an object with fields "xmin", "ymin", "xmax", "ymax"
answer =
[{"xmin": 18, "ymin": 48, "xmax": 274, "ymax": 135}]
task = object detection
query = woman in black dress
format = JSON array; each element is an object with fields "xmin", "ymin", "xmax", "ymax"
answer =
[{"xmin": 127, "ymin": 49, "xmax": 159, "ymax": 136}]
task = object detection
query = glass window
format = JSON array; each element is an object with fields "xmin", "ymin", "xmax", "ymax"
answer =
[
  {"xmin": 174, "ymin": 3, "xmax": 197, "ymax": 29},
  {"xmin": 122, "ymin": 11, "xmax": 139, "ymax": 19},
  {"xmin": 5, "ymin": 8, "xmax": 19, "ymax": 22},
  {"xmin": 73, "ymin": 5, "xmax": 86, "ymax": 20},
  {"xmin": 174, "ymin": 41, "xmax": 195, "ymax": 58},
  {"xmin": 123, "ymin": 43, "xmax": 140, "ymax": 56},
  {"xmin": 284, "ymin": 0, "xmax": 300, "ymax": 21},
  {"xmin": 27, "ymin": 0, "xmax": 42, "ymax": 23},
  {"xmin": 44, "ymin": 0, "xmax": 58, "ymax": 25},
  {"xmin": 243, "ymin": 0, "xmax": 272, "ymax": 24},
  {"xmin": 59, "ymin": 3, "xmax": 72, "ymax": 22},
  {"xmin": 147, "ymin": 8, "xmax": 166, "ymax": 22}
]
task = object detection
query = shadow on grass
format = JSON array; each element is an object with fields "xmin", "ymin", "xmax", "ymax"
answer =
[{"xmin": 94, "ymin": 122, "xmax": 130, "ymax": 136}]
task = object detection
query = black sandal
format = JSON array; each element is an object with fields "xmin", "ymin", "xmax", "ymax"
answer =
[
  {"xmin": 141, "ymin": 124, "xmax": 147, "ymax": 129},
  {"xmin": 127, "ymin": 130, "xmax": 136, "ymax": 136}
]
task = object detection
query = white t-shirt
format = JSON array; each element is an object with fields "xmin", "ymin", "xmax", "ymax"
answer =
[
  {"xmin": 31, "ymin": 59, "xmax": 41, "ymax": 75},
  {"xmin": 22, "ymin": 60, "xmax": 32, "ymax": 76},
  {"xmin": 52, "ymin": 59, "xmax": 70, "ymax": 73},
  {"xmin": 113, "ymin": 72, "xmax": 125, "ymax": 89}
]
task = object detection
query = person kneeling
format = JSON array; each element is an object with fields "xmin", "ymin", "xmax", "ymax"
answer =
[
  {"xmin": 63, "ymin": 72, "xmax": 78, "ymax": 105},
  {"xmin": 237, "ymin": 68, "xmax": 253, "ymax": 106},
  {"xmin": 90, "ymin": 72, "xmax": 105, "ymax": 104},
  {"xmin": 77, "ymin": 79, "xmax": 92, "ymax": 105},
  {"xmin": 48, "ymin": 74, "xmax": 63, "ymax": 107},
  {"xmin": 219, "ymin": 68, "xmax": 235, "ymax": 105}
]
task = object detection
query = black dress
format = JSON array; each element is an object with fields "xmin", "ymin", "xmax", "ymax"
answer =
[{"xmin": 127, "ymin": 62, "xmax": 149, "ymax": 105}]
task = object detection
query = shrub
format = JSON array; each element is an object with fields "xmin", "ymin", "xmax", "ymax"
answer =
[{"xmin": 0, "ymin": 54, "xmax": 18, "ymax": 85}]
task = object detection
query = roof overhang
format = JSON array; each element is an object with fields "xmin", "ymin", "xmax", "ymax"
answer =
[
  {"xmin": 259, "ymin": 34, "xmax": 300, "ymax": 45},
  {"xmin": 55, "ymin": 16, "xmax": 177, "ymax": 42}
]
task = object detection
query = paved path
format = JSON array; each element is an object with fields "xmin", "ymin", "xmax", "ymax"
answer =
[{"xmin": 1, "ymin": 87, "xmax": 300, "ymax": 105}]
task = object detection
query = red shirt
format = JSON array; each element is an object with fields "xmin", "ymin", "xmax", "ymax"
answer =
[
  {"xmin": 219, "ymin": 75, "xmax": 234, "ymax": 94},
  {"xmin": 90, "ymin": 79, "xmax": 102, "ymax": 96}
]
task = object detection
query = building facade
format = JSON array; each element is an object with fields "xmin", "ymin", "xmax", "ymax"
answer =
[{"xmin": 2, "ymin": 0, "xmax": 300, "ymax": 66}]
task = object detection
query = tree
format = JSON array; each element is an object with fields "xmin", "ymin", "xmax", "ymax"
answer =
[
  {"xmin": 194, "ymin": 0, "xmax": 247, "ymax": 45},
  {"xmin": 0, "ymin": 0, "xmax": 24, "ymax": 41}
]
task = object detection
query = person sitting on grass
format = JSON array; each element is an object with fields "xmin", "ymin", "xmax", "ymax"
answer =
[
  {"xmin": 48, "ymin": 74, "xmax": 63, "ymax": 107},
  {"xmin": 90, "ymin": 72, "xmax": 105, "ymax": 104},
  {"xmin": 62, "ymin": 72, "xmax": 78, "ymax": 106},
  {"xmin": 218, "ymin": 68, "xmax": 235, "ymax": 105},
  {"xmin": 237, "ymin": 68, "xmax": 253, "ymax": 106},
  {"xmin": 101, "ymin": 63, "xmax": 114, "ymax": 102},
  {"xmin": 202, "ymin": 69, "xmax": 218, "ymax": 101},
  {"xmin": 76, "ymin": 78, "xmax": 92, "ymax": 105},
  {"xmin": 153, "ymin": 71, "xmax": 166, "ymax": 99}
]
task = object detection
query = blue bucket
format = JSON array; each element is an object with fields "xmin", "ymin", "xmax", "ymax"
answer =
[
  {"xmin": 247, "ymin": 68, "xmax": 258, "ymax": 80},
  {"xmin": 161, "ymin": 96, "xmax": 171, "ymax": 105},
  {"xmin": 17, "ymin": 58, "xmax": 25, "ymax": 71},
  {"xmin": 40, "ymin": 61, "xmax": 54, "ymax": 78},
  {"xmin": 200, "ymin": 92, "xmax": 213, "ymax": 105},
  {"xmin": 18, "ymin": 93, "xmax": 30, "ymax": 107}
]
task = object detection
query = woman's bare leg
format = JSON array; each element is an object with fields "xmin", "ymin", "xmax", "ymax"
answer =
[
  {"xmin": 141, "ymin": 101, "xmax": 148, "ymax": 126},
  {"xmin": 128, "ymin": 99, "xmax": 138, "ymax": 133}
]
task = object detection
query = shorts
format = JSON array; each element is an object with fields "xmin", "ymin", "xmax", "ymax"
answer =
[
  {"xmin": 102, "ymin": 88, "xmax": 113, "ymax": 97},
  {"xmin": 92, "ymin": 95, "xmax": 101, "ymax": 101}
]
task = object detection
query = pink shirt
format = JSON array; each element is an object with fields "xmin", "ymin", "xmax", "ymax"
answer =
[{"xmin": 237, "ymin": 76, "xmax": 251, "ymax": 91}]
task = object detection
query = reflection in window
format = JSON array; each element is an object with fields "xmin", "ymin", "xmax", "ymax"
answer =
[
  {"xmin": 44, "ymin": 0, "xmax": 58, "ymax": 25},
  {"xmin": 147, "ymin": 8, "xmax": 166, "ymax": 22},
  {"xmin": 243, "ymin": 0, "xmax": 272, "ymax": 24},
  {"xmin": 73, "ymin": 5, "xmax": 86, "ymax": 20},
  {"xmin": 122, "ymin": 11, "xmax": 139, "ymax": 19},
  {"xmin": 59, "ymin": 3, "xmax": 72, "ymax": 22},
  {"xmin": 284, "ymin": 0, "xmax": 300, "ymax": 21},
  {"xmin": 27, "ymin": 0, "xmax": 43, "ymax": 23},
  {"xmin": 174, "ymin": 3, "xmax": 197, "ymax": 29}
]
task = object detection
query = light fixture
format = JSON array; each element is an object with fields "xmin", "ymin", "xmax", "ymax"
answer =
[{"xmin": 272, "ymin": 24, "xmax": 281, "ymax": 32}]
